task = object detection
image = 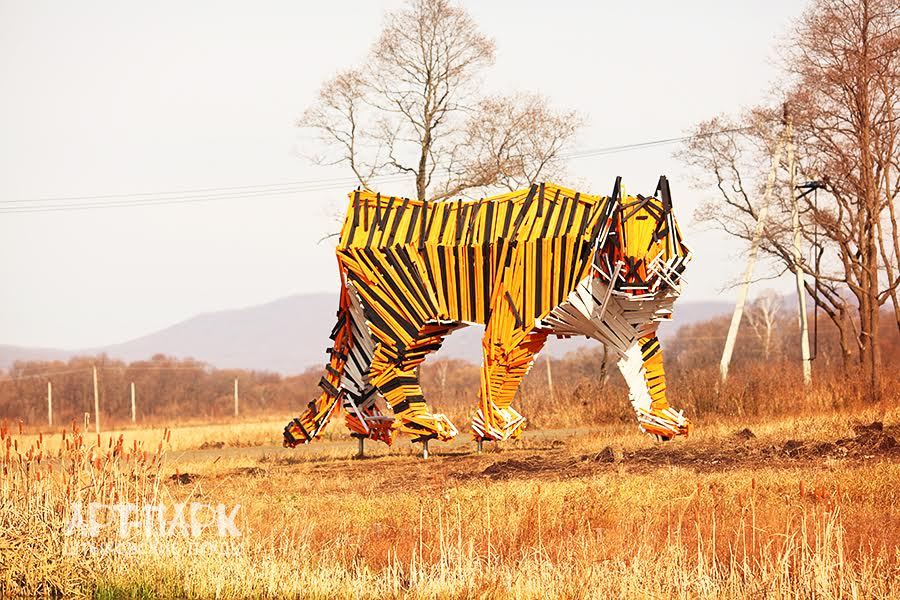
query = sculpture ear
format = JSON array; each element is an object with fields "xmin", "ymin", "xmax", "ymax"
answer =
[
  {"xmin": 655, "ymin": 175, "xmax": 672, "ymax": 212},
  {"xmin": 611, "ymin": 176, "xmax": 622, "ymax": 202}
]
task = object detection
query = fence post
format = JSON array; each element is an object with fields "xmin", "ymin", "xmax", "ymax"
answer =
[
  {"xmin": 233, "ymin": 378, "xmax": 239, "ymax": 417},
  {"xmin": 545, "ymin": 357, "xmax": 554, "ymax": 402},
  {"xmin": 92, "ymin": 365, "xmax": 100, "ymax": 434},
  {"xmin": 130, "ymin": 381, "xmax": 136, "ymax": 423}
]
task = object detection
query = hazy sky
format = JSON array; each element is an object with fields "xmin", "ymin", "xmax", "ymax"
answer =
[{"xmin": 0, "ymin": 0, "xmax": 809, "ymax": 349}]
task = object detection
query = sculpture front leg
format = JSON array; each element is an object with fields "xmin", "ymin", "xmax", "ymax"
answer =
[
  {"xmin": 472, "ymin": 328, "xmax": 548, "ymax": 442},
  {"xmin": 617, "ymin": 334, "xmax": 691, "ymax": 441}
]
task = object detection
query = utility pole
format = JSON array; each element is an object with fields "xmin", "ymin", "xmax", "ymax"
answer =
[
  {"xmin": 92, "ymin": 365, "xmax": 100, "ymax": 434},
  {"xmin": 720, "ymin": 109, "xmax": 788, "ymax": 383},
  {"xmin": 47, "ymin": 381, "xmax": 53, "ymax": 428},
  {"xmin": 130, "ymin": 381, "xmax": 136, "ymax": 423},
  {"xmin": 233, "ymin": 378, "xmax": 239, "ymax": 417},
  {"xmin": 786, "ymin": 108, "xmax": 812, "ymax": 385}
]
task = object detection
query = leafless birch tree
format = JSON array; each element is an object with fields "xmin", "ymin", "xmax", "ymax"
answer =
[
  {"xmin": 300, "ymin": 0, "xmax": 582, "ymax": 201},
  {"xmin": 746, "ymin": 290, "xmax": 784, "ymax": 360},
  {"xmin": 678, "ymin": 0, "xmax": 899, "ymax": 400}
]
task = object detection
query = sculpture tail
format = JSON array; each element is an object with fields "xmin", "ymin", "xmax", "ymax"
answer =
[
  {"xmin": 284, "ymin": 277, "xmax": 394, "ymax": 447},
  {"xmin": 283, "ymin": 283, "xmax": 354, "ymax": 447}
]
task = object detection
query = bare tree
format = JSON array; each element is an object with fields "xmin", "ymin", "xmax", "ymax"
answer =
[
  {"xmin": 679, "ymin": 0, "xmax": 899, "ymax": 400},
  {"xmin": 785, "ymin": 0, "xmax": 900, "ymax": 399},
  {"xmin": 678, "ymin": 114, "xmax": 860, "ymax": 371},
  {"xmin": 302, "ymin": 70, "xmax": 377, "ymax": 188},
  {"xmin": 745, "ymin": 290, "xmax": 784, "ymax": 360},
  {"xmin": 458, "ymin": 93, "xmax": 583, "ymax": 195},
  {"xmin": 597, "ymin": 343, "xmax": 611, "ymax": 386},
  {"xmin": 300, "ymin": 0, "xmax": 581, "ymax": 201},
  {"xmin": 436, "ymin": 359, "xmax": 449, "ymax": 402}
]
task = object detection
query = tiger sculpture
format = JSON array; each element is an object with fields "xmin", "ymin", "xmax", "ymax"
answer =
[{"xmin": 284, "ymin": 176, "xmax": 692, "ymax": 451}]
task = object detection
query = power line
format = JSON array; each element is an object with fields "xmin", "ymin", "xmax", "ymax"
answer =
[
  {"xmin": 0, "ymin": 173, "xmax": 413, "ymax": 214},
  {"xmin": 562, "ymin": 128, "xmax": 748, "ymax": 160},
  {"xmin": 0, "ymin": 172, "xmax": 406, "ymax": 206},
  {"xmin": 0, "ymin": 364, "xmax": 212, "ymax": 383},
  {"xmin": 0, "ymin": 368, "xmax": 90, "ymax": 382},
  {"xmin": 0, "ymin": 128, "xmax": 750, "ymax": 215},
  {"xmin": 0, "ymin": 180, "xmax": 399, "ymax": 214}
]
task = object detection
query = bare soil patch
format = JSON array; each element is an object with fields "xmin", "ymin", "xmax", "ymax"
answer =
[{"xmin": 470, "ymin": 421, "xmax": 900, "ymax": 481}]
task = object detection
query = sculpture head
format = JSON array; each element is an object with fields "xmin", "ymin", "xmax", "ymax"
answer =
[{"xmin": 595, "ymin": 176, "xmax": 691, "ymax": 297}]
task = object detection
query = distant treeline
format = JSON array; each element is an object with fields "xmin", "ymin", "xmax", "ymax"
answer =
[
  {"xmin": 0, "ymin": 354, "xmax": 310, "ymax": 426},
  {"xmin": 1, "ymin": 306, "xmax": 897, "ymax": 429}
]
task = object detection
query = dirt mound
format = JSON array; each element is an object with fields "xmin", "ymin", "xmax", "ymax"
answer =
[
  {"xmin": 732, "ymin": 428, "xmax": 756, "ymax": 441},
  {"xmin": 170, "ymin": 472, "xmax": 198, "ymax": 484},
  {"xmin": 481, "ymin": 454, "xmax": 565, "ymax": 479},
  {"xmin": 853, "ymin": 421, "xmax": 884, "ymax": 434},
  {"xmin": 471, "ymin": 423, "xmax": 900, "ymax": 480},
  {"xmin": 776, "ymin": 422, "xmax": 896, "ymax": 460},
  {"xmin": 840, "ymin": 421, "xmax": 896, "ymax": 453},
  {"xmin": 584, "ymin": 446, "xmax": 620, "ymax": 464},
  {"xmin": 782, "ymin": 440, "xmax": 807, "ymax": 457},
  {"xmin": 283, "ymin": 417, "xmax": 900, "ymax": 493}
]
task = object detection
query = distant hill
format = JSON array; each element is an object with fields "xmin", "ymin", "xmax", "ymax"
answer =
[
  {"xmin": 0, "ymin": 345, "xmax": 73, "ymax": 366},
  {"xmin": 0, "ymin": 294, "xmax": 733, "ymax": 375}
]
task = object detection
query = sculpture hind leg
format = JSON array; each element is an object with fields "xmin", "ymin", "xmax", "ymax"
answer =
[
  {"xmin": 473, "ymin": 327, "xmax": 548, "ymax": 442},
  {"xmin": 337, "ymin": 281, "xmax": 395, "ymax": 444},
  {"xmin": 369, "ymin": 322, "xmax": 462, "ymax": 443}
]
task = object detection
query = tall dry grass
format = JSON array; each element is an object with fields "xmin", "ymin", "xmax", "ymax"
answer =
[
  {"xmin": 2, "ymin": 412, "xmax": 900, "ymax": 598},
  {"xmin": 0, "ymin": 419, "xmax": 167, "ymax": 597}
]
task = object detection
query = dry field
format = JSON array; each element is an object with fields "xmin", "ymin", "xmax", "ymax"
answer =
[{"xmin": 3, "ymin": 405, "xmax": 900, "ymax": 599}]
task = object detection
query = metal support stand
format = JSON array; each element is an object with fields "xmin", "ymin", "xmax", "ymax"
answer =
[
  {"xmin": 476, "ymin": 439, "xmax": 483, "ymax": 454},
  {"xmin": 412, "ymin": 434, "xmax": 436, "ymax": 459},
  {"xmin": 351, "ymin": 433, "xmax": 365, "ymax": 459}
]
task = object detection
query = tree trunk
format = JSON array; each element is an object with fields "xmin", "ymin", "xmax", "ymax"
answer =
[
  {"xmin": 862, "ymin": 237, "xmax": 882, "ymax": 403},
  {"xmin": 599, "ymin": 344, "xmax": 610, "ymax": 386},
  {"xmin": 855, "ymin": 4, "xmax": 882, "ymax": 403},
  {"xmin": 837, "ymin": 312, "xmax": 855, "ymax": 374},
  {"xmin": 855, "ymin": 252, "xmax": 882, "ymax": 403},
  {"xmin": 416, "ymin": 127, "xmax": 432, "ymax": 201}
]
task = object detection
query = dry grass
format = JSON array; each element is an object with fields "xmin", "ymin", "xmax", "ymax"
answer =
[
  {"xmin": 2, "ymin": 402, "xmax": 900, "ymax": 599},
  {"xmin": 0, "ymin": 420, "xmax": 166, "ymax": 597}
]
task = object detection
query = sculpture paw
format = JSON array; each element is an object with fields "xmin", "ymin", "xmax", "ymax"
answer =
[
  {"xmin": 636, "ymin": 406, "xmax": 691, "ymax": 441},
  {"xmin": 472, "ymin": 405, "xmax": 527, "ymax": 441}
]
